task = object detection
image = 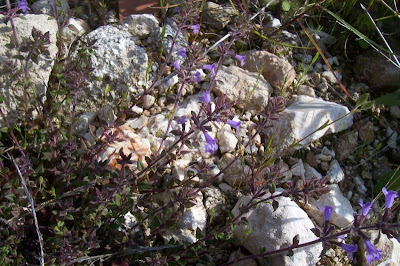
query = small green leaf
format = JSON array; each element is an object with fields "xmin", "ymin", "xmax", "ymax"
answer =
[
  {"xmin": 137, "ymin": 160, "xmax": 145, "ymax": 171},
  {"xmin": 355, "ymin": 93, "xmax": 369, "ymax": 108},
  {"xmin": 114, "ymin": 193, "xmax": 122, "ymax": 206},
  {"xmin": 282, "ymin": 0, "xmax": 290, "ymax": 11},
  {"xmin": 105, "ymin": 84, "xmax": 111, "ymax": 95}
]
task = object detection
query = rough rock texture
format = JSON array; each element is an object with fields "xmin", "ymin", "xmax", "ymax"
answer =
[
  {"xmin": 123, "ymin": 14, "xmax": 159, "ymax": 39},
  {"xmin": 217, "ymin": 125, "xmax": 238, "ymax": 153},
  {"xmin": 203, "ymin": 2, "xmax": 234, "ymax": 30},
  {"xmin": 97, "ymin": 123, "xmax": 151, "ymax": 172},
  {"xmin": 61, "ymin": 18, "xmax": 90, "ymax": 59},
  {"xmin": 263, "ymin": 96, "xmax": 353, "ymax": 155},
  {"xmin": 232, "ymin": 195, "xmax": 323, "ymax": 266},
  {"xmin": 218, "ymin": 153, "xmax": 251, "ymax": 187},
  {"xmin": 307, "ymin": 184, "xmax": 354, "ymax": 228},
  {"xmin": 31, "ymin": 0, "xmax": 70, "ymax": 23},
  {"xmin": 0, "ymin": 14, "xmax": 58, "ymax": 126},
  {"xmin": 72, "ymin": 25, "xmax": 148, "ymax": 113},
  {"xmin": 354, "ymin": 50, "xmax": 400, "ymax": 88},
  {"xmin": 207, "ymin": 65, "xmax": 273, "ymax": 114},
  {"xmin": 326, "ymin": 160, "xmax": 345, "ymax": 183},
  {"xmin": 242, "ymin": 50, "xmax": 296, "ymax": 89},
  {"xmin": 335, "ymin": 130, "xmax": 359, "ymax": 160}
]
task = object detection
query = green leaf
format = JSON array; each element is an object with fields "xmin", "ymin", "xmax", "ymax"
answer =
[
  {"xmin": 137, "ymin": 160, "xmax": 145, "ymax": 171},
  {"xmin": 282, "ymin": 0, "xmax": 290, "ymax": 12},
  {"xmin": 114, "ymin": 193, "xmax": 122, "ymax": 207},
  {"xmin": 374, "ymin": 92, "xmax": 400, "ymax": 106},
  {"xmin": 374, "ymin": 168, "xmax": 400, "ymax": 195},
  {"xmin": 104, "ymin": 84, "xmax": 111, "ymax": 95},
  {"xmin": 355, "ymin": 93, "xmax": 369, "ymax": 108},
  {"xmin": 138, "ymin": 181, "xmax": 152, "ymax": 191}
]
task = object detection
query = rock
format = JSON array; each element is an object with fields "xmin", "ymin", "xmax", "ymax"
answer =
[
  {"xmin": 297, "ymin": 85, "xmax": 316, "ymax": 97},
  {"xmin": 0, "ymin": 14, "xmax": 58, "ymax": 126},
  {"xmin": 71, "ymin": 25, "xmax": 148, "ymax": 113},
  {"xmin": 242, "ymin": 50, "xmax": 296, "ymax": 89},
  {"xmin": 161, "ymin": 192, "xmax": 207, "ymax": 244},
  {"xmin": 96, "ymin": 123, "xmax": 151, "ymax": 172},
  {"xmin": 123, "ymin": 14, "xmax": 159, "ymax": 39},
  {"xmin": 290, "ymin": 159, "xmax": 305, "ymax": 177},
  {"xmin": 203, "ymin": 186, "xmax": 226, "ymax": 218},
  {"xmin": 304, "ymin": 163, "xmax": 323, "ymax": 180},
  {"xmin": 203, "ymin": 2, "xmax": 234, "ymax": 30},
  {"xmin": 354, "ymin": 176, "xmax": 368, "ymax": 195},
  {"xmin": 263, "ymin": 96, "xmax": 353, "ymax": 156},
  {"xmin": 266, "ymin": 18, "xmax": 282, "ymax": 29},
  {"xmin": 157, "ymin": 73, "xmax": 179, "ymax": 93},
  {"xmin": 315, "ymin": 153, "xmax": 332, "ymax": 162},
  {"xmin": 317, "ymin": 78, "xmax": 329, "ymax": 92},
  {"xmin": 217, "ymin": 126, "xmax": 238, "ymax": 153},
  {"xmin": 326, "ymin": 160, "xmax": 345, "ymax": 183},
  {"xmin": 390, "ymin": 106, "xmax": 400, "ymax": 119},
  {"xmin": 73, "ymin": 112, "xmax": 96, "ymax": 135},
  {"xmin": 228, "ymin": 249, "xmax": 258, "ymax": 266},
  {"xmin": 386, "ymin": 126, "xmax": 398, "ymax": 149},
  {"xmin": 142, "ymin": 94, "xmax": 156, "ymax": 109},
  {"xmin": 127, "ymin": 116, "xmax": 148, "ymax": 129},
  {"xmin": 359, "ymin": 230, "xmax": 400, "ymax": 266},
  {"xmin": 354, "ymin": 50, "xmax": 400, "ymax": 87},
  {"xmin": 232, "ymin": 195, "xmax": 323, "ymax": 266},
  {"xmin": 335, "ymin": 130, "xmax": 358, "ymax": 160},
  {"xmin": 219, "ymin": 182, "xmax": 234, "ymax": 193},
  {"xmin": 31, "ymin": 0, "xmax": 70, "ymax": 23},
  {"xmin": 321, "ymin": 146, "xmax": 335, "ymax": 157},
  {"xmin": 172, "ymin": 152, "xmax": 200, "ymax": 182},
  {"xmin": 355, "ymin": 120, "xmax": 374, "ymax": 143},
  {"xmin": 306, "ymin": 28, "xmax": 335, "ymax": 45},
  {"xmin": 207, "ymin": 65, "xmax": 273, "ymax": 114},
  {"xmin": 97, "ymin": 105, "xmax": 116, "ymax": 126},
  {"xmin": 61, "ymin": 18, "xmax": 90, "ymax": 59},
  {"xmin": 218, "ymin": 153, "xmax": 251, "ymax": 187},
  {"xmin": 307, "ymin": 184, "xmax": 354, "ymax": 228},
  {"xmin": 322, "ymin": 71, "xmax": 342, "ymax": 84}
]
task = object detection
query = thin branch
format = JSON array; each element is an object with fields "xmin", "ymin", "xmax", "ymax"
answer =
[{"xmin": 9, "ymin": 153, "xmax": 44, "ymax": 266}]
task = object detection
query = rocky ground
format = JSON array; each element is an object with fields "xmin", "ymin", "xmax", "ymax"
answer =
[{"xmin": 0, "ymin": 0, "xmax": 399, "ymax": 265}]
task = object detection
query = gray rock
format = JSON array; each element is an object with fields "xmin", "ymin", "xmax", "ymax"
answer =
[
  {"xmin": 354, "ymin": 50, "xmax": 400, "ymax": 87},
  {"xmin": 327, "ymin": 160, "xmax": 345, "ymax": 183},
  {"xmin": 61, "ymin": 17, "xmax": 89, "ymax": 59},
  {"xmin": 304, "ymin": 163, "xmax": 323, "ymax": 180},
  {"xmin": 297, "ymin": 85, "xmax": 316, "ymax": 97},
  {"xmin": 263, "ymin": 96, "xmax": 353, "ymax": 155},
  {"xmin": 142, "ymin": 94, "xmax": 155, "ymax": 109},
  {"xmin": 127, "ymin": 116, "xmax": 148, "ymax": 129},
  {"xmin": 207, "ymin": 65, "xmax": 273, "ymax": 114},
  {"xmin": 266, "ymin": 18, "xmax": 282, "ymax": 29},
  {"xmin": 203, "ymin": 2, "xmax": 234, "ymax": 30},
  {"xmin": 97, "ymin": 105, "xmax": 116, "ymax": 126},
  {"xmin": 217, "ymin": 125, "xmax": 238, "ymax": 153},
  {"xmin": 218, "ymin": 153, "xmax": 251, "ymax": 187},
  {"xmin": 123, "ymin": 14, "xmax": 159, "ymax": 39},
  {"xmin": 386, "ymin": 126, "xmax": 398, "ymax": 149},
  {"xmin": 31, "ymin": 0, "xmax": 69, "ymax": 23},
  {"xmin": 322, "ymin": 70, "xmax": 342, "ymax": 84},
  {"xmin": 317, "ymin": 78, "xmax": 329, "ymax": 92},
  {"xmin": 291, "ymin": 159, "xmax": 305, "ymax": 177},
  {"xmin": 72, "ymin": 25, "xmax": 148, "ymax": 113},
  {"xmin": 0, "ymin": 14, "xmax": 58, "ymax": 126},
  {"xmin": 355, "ymin": 120, "xmax": 374, "ymax": 143},
  {"xmin": 390, "ymin": 106, "xmax": 400, "ymax": 119},
  {"xmin": 203, "ymin": 186, "xmax": 226, "ymax": 218},
  {"xmin": 335, "ymin": 130, "xmax": 359, "ymax": 160},
  {"xmin": 232, "ymin": 195, "xmax": 323, "ymax": 266},
  {"xmin": 73, "ymin": 112, "xmax": 96, "ymax": 135},
  {"xmin": 242, "ymin": 50, "xmax": 296, "ymax": 89},
  {"xmin": 157, "ymin": 73, "xmax": 179, "ymax": 93}
]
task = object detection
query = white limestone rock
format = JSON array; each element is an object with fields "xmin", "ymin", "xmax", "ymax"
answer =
[
  {"xmin": 263, "ymin": 95, "xmax": 353, "ymax": 155},
  {"xmin": 217, "ymin": 125, "xmax": 238, "ymax": 153},
  {"xmin": 327, "ymin": 160, "xmax": 345, "ymax": 183},
  {"xmin": 232, "ymin": 195, "xmax": 323, "ymax": 266},
  {"xmin": 123, "ymin": 14, "xmax": 159, "ymax": 39}
]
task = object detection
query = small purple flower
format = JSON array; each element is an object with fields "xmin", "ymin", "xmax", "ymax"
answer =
[
  {"xmin": 203, "ymin": 63, "xmax": 216, "ymax": 76},
  {"xmin": 177, "ymin": 47, "xmax": 187, "ymax": 58},
  {"xmin": 382, "ymin": 187, "xmax": 398, "ymax": 209},
  {"xmin": 341, "ymin": 243, "xmax": 358, "ymax": 261},
  {"xmin": 173, "ymin": 60, "xmax": 181, "ymax": 71},
  {"xmin": 190, "ymin": 24, "xmax": 200, "ymax": 34},
  {"xmin": 193, "ymin": 71, "xmax": 202, "ymax": 83},
  {"xmin": 18, "ymin": 0, "xmax": 30, "ymax": 13},
  {"xmin": 198, "ymin": 91, "xmax": 210, "ymax": 104},
  {"xmin": 359, "ymin": 200, "xmax": 372, "ymax": 216},
  {"xmin": 203, "ymin": 132, "xmax": 218, "ymax": 154},
  {"xmin": 176, "ymin": 116, "xmax": 187, "ymax": 125},
  {"xmin": 235, "ymin": 54, "xmax": 246, "ymax": 67},
  {"xmin": 324, "ymin": 205, "xmax": 333, "ymax": 221},
  {"xmin": 364, "ymin": 238, "xmax": 382, "ymax": 263},
  {"xmin": 227, "ymin": 119, "xmax": 241, "ymax": 130}
]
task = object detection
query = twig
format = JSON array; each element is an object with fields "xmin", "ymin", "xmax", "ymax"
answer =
[{"xmin": 9, "ymin": 153, "xmax": 44, "ymax": 266}]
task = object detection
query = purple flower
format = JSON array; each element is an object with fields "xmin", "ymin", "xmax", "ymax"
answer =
[
  {"xmin": 203, "ymin": 63, "xmax": 216, "ymax": 76},
  {"xmin": 227, "ymin": 119, "xmax": 241, "ymax": 130},
  {"xmin": 193, "ymin": 71, "xmax": 202, "ymax": 83},
  {"xmin": 177, "ymin": 47, "xmax": 187, "ymax": 58},
  {"xmin": 173, "ymin": 60, "xmax": 181, "ymax": 71},
  {"xmin": 324, "ymin": 205, "xmax": 333, "ymax": 221},
  {"xmin": 176, "ymin": 116, "xmax": 187, "ymax": 124},
  {"xmin": 382, "ymin": 187, "xmax": 398, "ymax": 209},
  {"xmin": 190, "ymin": 24, "xmax": 200, "ymax": 34},
  {"xmin": 364, "ymin": 239, "xmax": 382, "ymax": 263},
  {"xmin": 203, "ymin": 132, "xmax": 218, "ymax": 154},
  {"xmin": 235, "ymin": 54, "xmax": 246, "ymax": 67},
  {"xmin": 18, "ymin": 0, "xmax": 30, "ymax": 13},
  {"xmin": 359, "ymin": 200, "xmax": 372, "ymax": 216},
  {"xmin": 341, "ymin": 243, "xmax": 358, "ymax": 261},
  {"xmin": 198, "ymin": 91, "xmax": 210, "ymax": 104}
]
